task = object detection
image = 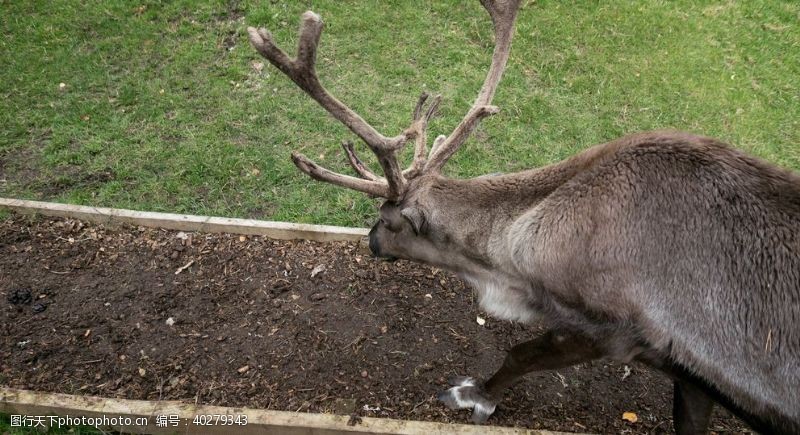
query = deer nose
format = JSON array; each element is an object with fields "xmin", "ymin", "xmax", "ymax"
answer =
[
  {"xmin": 368, "ymin": 224, "xmax": 397, "ymax": 261},
  {"xmin": 368, "ymin": 225, "xmax": 381, "ymax": 256}
]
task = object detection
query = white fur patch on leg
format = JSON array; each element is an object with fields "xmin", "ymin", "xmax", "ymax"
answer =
[{"xmin": 437, "ymin": 377, "xmax": 497, "ymax": 424}]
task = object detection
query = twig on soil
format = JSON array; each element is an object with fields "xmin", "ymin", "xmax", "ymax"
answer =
[
  {"xmin": 17, "ymin": 316, "xmax": 36, "ymax": 325},
  {"xmin": 175, "ymin": 260, "xmax": 194, "ymax": 275},
  {"xmin": 342, "ymin": 334, "xmax": 365, "ymax": 351},
  {"xmin": 77, "ymin": 358, "xmax": 104, "ymax": 364},
  {"xmin": 649, "ymin": 420, "xmax": 668, "ymax": 432},
  {"xmin": 43, "ymin": 266, "xmax": 71, "ymax": 275},
  {"xmin": 411, "ymin": 396, "xmax": 431, "ymax": 413},
  {"xmin": 55, "ymin": 236, "xmax": 93, "ymax": 243},
  {"xmin": 554, "ymin": 372, "xmax": 569, "ymax": 388},
  {"xmin": 447, "ymin": 327, "xmax": 467, "ymax": 341}
]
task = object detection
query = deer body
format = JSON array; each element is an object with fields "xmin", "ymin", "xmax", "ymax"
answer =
[
  {"xmin": 249, "ymin": 2, "xmax": 799, "ymax": 432},
  {"xmin": 386, "ymin": 131, "xmax": 800, "ymax": 432}
]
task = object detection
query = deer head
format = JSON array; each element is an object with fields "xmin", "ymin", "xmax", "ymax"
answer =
[{"xmin": 248, "ymin": 0, "xmax": 522, "ymax": 272}]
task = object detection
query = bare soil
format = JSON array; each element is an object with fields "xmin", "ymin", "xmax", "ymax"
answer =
[{"xmin": 0, "ymin": 214, "xmax": 750, "ymax": 433}]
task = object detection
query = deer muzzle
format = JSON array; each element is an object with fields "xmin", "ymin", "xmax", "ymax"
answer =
[{"xmin": 368, "ymin": 224, "xmax": 397, "ymax": 261}]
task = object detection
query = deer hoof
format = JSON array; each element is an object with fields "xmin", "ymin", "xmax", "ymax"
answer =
[{"xmin": 437, "ymin": 376, "xmax": 497, "ymax": 424}]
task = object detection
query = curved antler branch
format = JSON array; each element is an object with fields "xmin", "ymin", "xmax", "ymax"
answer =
[
  {"xmin": 404, "ymin": 93, "xmax": 442, "ymax": 179},
  {"xmin": 342, "ymin": 141, "xmax": 384, "ymax": 182},
  {"xmin": 291, "ymin": 152, "xmax": 390, "ymax": 197},
  {"xmin": 424, "ymin": 0, "xmax": 521, "ymax": 173}
]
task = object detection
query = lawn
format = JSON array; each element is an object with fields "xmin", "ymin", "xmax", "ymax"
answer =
[{"xmin": 1, "ymin": 0, "xmax": 798, "ymax": 227}]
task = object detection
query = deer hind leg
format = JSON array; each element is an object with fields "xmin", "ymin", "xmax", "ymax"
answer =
[
  {"xmin": 438, "ymin": 328, "xmax": 602, "ymax": 423},
  {"xmin": 673, "ymin": 379, "xmax": 714, "ymax": 435}
]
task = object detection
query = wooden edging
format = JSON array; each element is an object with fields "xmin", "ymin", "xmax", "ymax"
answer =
[
  {"xmin": 0, "ymin": 198, "xmax": 369, "ymax": 242},
  {"xmin": 0, "ymin": 388, "xmax": 569, "ymax": 435}
]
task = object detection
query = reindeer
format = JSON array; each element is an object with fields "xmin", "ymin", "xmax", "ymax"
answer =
[{"xmin": 247, "ymin": 1, "xmax": 800, "ymax": 433}]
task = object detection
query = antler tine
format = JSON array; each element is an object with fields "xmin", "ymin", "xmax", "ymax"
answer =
[
  {"xmin": 430, "ymin": 135, "xmax": 447, "ymax": 155},
  {"xmin": 342, "ymin": 141, "xmax": 384, "ymax": 182},
  {"xmin": 404, "ymin": 93, "xmax": 442, "ymax": 179},
  {"xmin": 248, "ymin": 13, "xmax": 419, "ymax": 199},
  {"xmin": 412, "ymin": 92, "xmax": 430, "ymax": 120},
  {"xmin": 292, "ymin": 152, "xmax": 389, "ymax": 198},
  {"xmin": 423, "ymin": 0, "xmax": 522, "ymax": 173}
]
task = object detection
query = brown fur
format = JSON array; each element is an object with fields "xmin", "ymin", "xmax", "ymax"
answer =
[{"xmin": 371, "ymin": 131, "xmax": 800, "ymax": 433}]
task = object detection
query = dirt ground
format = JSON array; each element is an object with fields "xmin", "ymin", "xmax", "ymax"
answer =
[{"xmin": 0, "ymin": 214, "xmax": 750, "ymax": 433}]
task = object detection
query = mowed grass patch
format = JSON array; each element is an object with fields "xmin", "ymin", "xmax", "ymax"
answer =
[{"xmin": 1, "ymin": 1, "xmax": 798, "ymax": 226}]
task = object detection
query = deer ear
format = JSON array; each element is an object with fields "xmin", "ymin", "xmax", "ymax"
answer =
[{"xmin": 400, "ymin": 207, "xmax": 426, "ymax": 235}]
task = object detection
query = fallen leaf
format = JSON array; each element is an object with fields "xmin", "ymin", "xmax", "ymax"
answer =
[{"xmin": 622, "ymin": 412, "xmax": 638, "ymax": 423}]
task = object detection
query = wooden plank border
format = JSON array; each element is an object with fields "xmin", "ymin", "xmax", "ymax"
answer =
[
  {"xmin": 0, "ymin": 198, "xmax": 369, "ymax": 242},
  {"xmin": 0, "ymin": 388, "xmax": 565, "ymax": 435}
]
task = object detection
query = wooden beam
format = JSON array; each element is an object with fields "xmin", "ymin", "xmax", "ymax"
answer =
[
  {"xmin": 0, "ymin": 388, "xmax": 574, "ymax": 435},
  {"xmin": 0, "ymin": 198, "xmax": 368, "ymax": 242}
]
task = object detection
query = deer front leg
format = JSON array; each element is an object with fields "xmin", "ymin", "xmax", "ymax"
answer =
[
  {"xmin": 673, "ymin": 379, "xmax": 714, "ymax": 435},
  {"xmin": 438, "ymin": 329, "xmax": 602, "ymax": 423}
]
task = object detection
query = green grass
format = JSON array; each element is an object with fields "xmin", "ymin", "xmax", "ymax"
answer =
[{"xmin": 1, "ymin": 0, "xmax": 798, "ymax": 227}]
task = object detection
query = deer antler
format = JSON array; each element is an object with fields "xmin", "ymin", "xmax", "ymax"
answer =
[
  {"xmin": 248, "ymin": 0, "xmax": 521, "ymax": 199},
  {"xmin": 423, "ymin": 0, "xmax": 521, "ymax": 173}
]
